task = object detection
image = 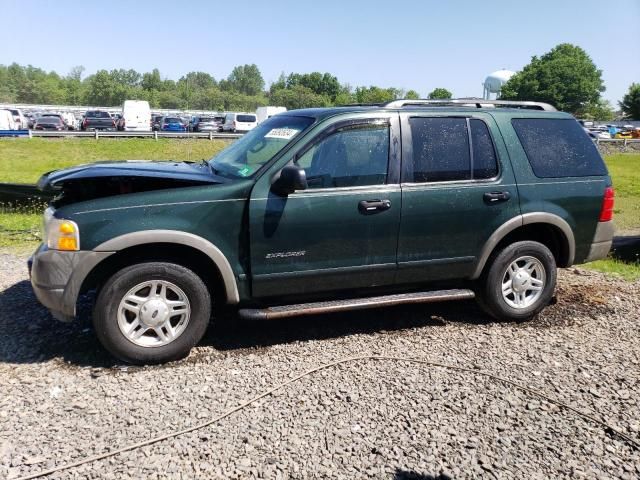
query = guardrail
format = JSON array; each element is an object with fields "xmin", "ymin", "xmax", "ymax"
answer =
[
  {"xmin": 595, "ymin": 138, "xmax": 640, "ymax": 145},
  {"xmin": 28, "ymin": 130, "xmax": 243, "ymax": 140}
]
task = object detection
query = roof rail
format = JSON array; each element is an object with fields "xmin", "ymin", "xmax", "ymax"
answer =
[{"xmin": 382, "ymin": 99, "xmax": 557, "ymax": 111}]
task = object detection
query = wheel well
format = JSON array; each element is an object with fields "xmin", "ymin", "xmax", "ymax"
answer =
[
  {"xmin": 80, "ymin": 243, "xmax": 227, "ymax": 304},
  {"xmin": 491, "ymin": 223, "xmax": 571, "ymax": 269}
]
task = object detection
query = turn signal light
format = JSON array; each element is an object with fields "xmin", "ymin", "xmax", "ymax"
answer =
[{"xmin": 58, "ymin": 237, "xmax": 78, "ymax": 251}]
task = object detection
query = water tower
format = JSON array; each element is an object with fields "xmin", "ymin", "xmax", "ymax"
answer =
[{"xmin": 483, "ymin": 69, "xmax": 516, "ymax": 100}]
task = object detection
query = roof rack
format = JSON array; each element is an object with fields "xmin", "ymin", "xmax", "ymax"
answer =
[{"xmin": 382, "ymin": 99, "xmax": 557, "ymax": 111}]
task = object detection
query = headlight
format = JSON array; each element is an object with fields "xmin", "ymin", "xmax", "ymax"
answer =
[{"xmin": 44, "ymin": 209, "xmax": 80, "ymax": 251}]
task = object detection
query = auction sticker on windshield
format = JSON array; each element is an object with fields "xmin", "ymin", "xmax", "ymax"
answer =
[{"xmin": 264, "ymin": 128, "xmax": 300, "ymax": 140}]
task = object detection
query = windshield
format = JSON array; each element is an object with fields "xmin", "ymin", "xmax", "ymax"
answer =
[
  {"xmin": 237, "ymin": 114, "xmax": 256, "ymax": 123},
  {"xmin": 86, "ymin": 111, "xmax": 111, "ymax": 118},
  {"xmin": 209, "ymin": 115, "xmax": 314, "ymax": 179},
  {"xmin": 38, "ymin": 117, "xmax": 61, "ymax": 124}
]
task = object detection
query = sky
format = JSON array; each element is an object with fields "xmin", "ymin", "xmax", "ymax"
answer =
[{"xmin": 3, "ymin": 0, "xmax": 639, "ymax": 105}]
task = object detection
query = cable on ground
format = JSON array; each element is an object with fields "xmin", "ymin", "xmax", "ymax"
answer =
[{"xmin": 13, "ymin": 355, "xmax": 640, "ymax": 480}]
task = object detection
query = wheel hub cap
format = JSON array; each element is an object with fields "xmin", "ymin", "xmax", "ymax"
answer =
[
  {"xmin": 117, "ymin": 280, "xmax": 191, "ymax": 348},
  {"xmin": 140, "ymin": 299, "xmax": 170, "ymax": 327},
  {"xmin": 512, "ymin": 271, "xmax": 532, "ymax": 292},
  {"xmin": 501, "ymin": 256, "xmax": 546, "ymax": 310}
]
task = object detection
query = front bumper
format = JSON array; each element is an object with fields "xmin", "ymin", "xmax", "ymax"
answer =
[
  {"xmin": 584, "ymin": 221, "xmax": 614, "ymax": 263},
  {"xmin": 29, "ymin": 244, "xmax": 114, "ymax": 322}
]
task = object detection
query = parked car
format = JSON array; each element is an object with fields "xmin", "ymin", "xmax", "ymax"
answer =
[
  {"xmin": 222, "ymin": 112, "xmax": 257, "ymax": 133},
  {"xmin": 60, "ymin": 112, "xmax": 77, "ymax": 130},
  {"xmin": 81, "ymin": 110, "xmax": 117, "ymax": 131},
  {"xmin": 30, "ymin": 99, "xmax": 615, "ymax": 364},
  {"xmin": 192, "ymin": 115, "xmax": 225, "ymax": 132},
  {"xmin": 121, "ymin": 100, "xmax": 151, "ymax": 132},
  {"xmin": 159, "ymin": 116, "xmax": 187, "ymax": 132},
  {"xmin": 7, "ymin": 108, "xmax": 27, "ymax": 130},
  {"xmin": 34, "ymin": 116, "xmax": 66, "ymax": 130},
  {"xmin": 151, "ymin": 114, "xmax": 163, "ymax": 131},
  {"xmin": 589, "ymin": 129, "xmax": 611, "ymax": 139},
  {"xmin": 26, "ymin": 113, "xmax": 39, "ymax": 129},
  {"xmin": 0, "ymin": 109, "xmax": 17, "ymax": 130}
]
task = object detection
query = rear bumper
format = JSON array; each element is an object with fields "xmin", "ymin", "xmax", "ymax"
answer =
[
  {"xmin": 584, "ymin": 221, "xmax": 614, "ymax": 263},
  {"xmin": 29, "ymin": 244, "xmax": 114, "ymax": 322}
]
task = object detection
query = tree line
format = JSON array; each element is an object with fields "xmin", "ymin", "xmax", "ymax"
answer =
[
  {"xmin": 0, "ymin": 44, "xmax": 637, "ymax": 119},
  {"xmin": 0, "ymin": 63, "xmax": 449, "ymax": 111}
]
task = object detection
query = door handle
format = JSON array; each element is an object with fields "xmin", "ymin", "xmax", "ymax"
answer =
[
  {"xmin": 483, "ymin": 191, "xmax": 511, "ymax": 204},
  {"xmin": 358, "ymin": 199, "xmax": 391, "ymax": 214}
]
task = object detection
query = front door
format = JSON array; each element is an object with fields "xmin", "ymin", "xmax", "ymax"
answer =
[
  {"xmin": 396, "ymin": 113, "xmax": 521, "ymax": 284},
  {"xmin": 249, "ymin": 115, "xmax": 401, "ymax": 298}
]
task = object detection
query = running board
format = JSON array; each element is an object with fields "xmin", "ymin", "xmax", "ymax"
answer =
[{"xmin": 238, "ymin": 289, "xmax": 475, "ymax": 320}]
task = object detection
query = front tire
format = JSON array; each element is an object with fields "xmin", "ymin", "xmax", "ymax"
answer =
[
  {"xmin": 93, "ymin": 262, "xmax": 211, "ymax": 365},
  {"xmin": 476, "ymin": 241, "xmax": 556, "ymax": 321}
]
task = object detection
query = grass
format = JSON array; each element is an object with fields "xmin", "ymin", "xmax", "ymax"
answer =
[
  {"xmin": 585, "ymin": 258, "xmax": 640, "ymax": 281},
  {"xmin": 604, "ymin": 153, "xmax": 640, "ymax": 233},
  {"xmin": 0, "ymin": 141, "xmax": 638, "ymax": 280},
  {"xmin": 0, "ymin": 137, "xmax": 229, "ymax": 184},
  {"xmin": 0, "ymin": 211, "xmax": 42, "ymax": 247}
]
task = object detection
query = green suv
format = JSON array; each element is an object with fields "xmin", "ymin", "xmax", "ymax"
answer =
[{"xmin": 29, "ymin": 99, "xmax": 615, "ymax": 364}]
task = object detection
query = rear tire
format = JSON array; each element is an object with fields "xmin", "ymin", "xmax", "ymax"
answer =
[
  {"xmin": 476, "ymin": 241, "xmax": 556, "ymax": 321},
  {"xmin": 93, "ymin": 262, "xmax": 211, "ymax": 365}
]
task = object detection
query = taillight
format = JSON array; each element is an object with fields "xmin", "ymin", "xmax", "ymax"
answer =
[{"xmin": 599, "ymin": 186, "xmax": 615, "ymax": 222}]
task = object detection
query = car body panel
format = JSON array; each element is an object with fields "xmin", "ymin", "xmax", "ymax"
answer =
[
  {"xmin": 248, "ymin": 111, "xmax": 402, "ymax": 298},
  {"xmin": 396, "ymin": 111, "xmax": 521, "ymax": 283},
  {"xmin": 492, "ymin": 112, "xmax": 611, "ymax": 264}
]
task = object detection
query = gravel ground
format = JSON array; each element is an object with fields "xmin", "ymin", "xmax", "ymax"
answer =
[{"xmin": 0, "ymin": 251, "xmax": 639, "ymax": 479}]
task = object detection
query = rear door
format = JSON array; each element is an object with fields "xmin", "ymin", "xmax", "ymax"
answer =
[
  {"xmin": 397, "ymin": 112, "xmax": 520, "ymax": 283},
  {"xmin": 249, "ymin": 114, "xmax": 402, "ymax": 298}
]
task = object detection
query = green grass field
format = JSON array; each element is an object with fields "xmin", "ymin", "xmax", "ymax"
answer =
[
  {"xmin": 0, "ymin": 139, "xmax": 637, "ymax": 279},
  {"xmin": 0, "ymin": 137, "xmax": 228, "ymax": 184}
]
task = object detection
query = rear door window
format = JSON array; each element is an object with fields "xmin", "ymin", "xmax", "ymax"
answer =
[
  {"xmin": 407, "ymin": 117, "xmax": 471, "ymax": 182},
  {"xmin": 511, "ymin": 118, "xmax": 607, "ymax": 177},
  {"xmin": 470, "ymin": 119, "xmax": 499, "ymax": 179}
]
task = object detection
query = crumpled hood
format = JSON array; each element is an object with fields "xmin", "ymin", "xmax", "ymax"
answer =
[{"xmin": 37, "ymin": 160, "xmax": 218, "ymax": 192}]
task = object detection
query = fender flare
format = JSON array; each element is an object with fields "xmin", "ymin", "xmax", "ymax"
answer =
[
  {"xmin": 94, "ymin": 230, "xmax": 240, "ymax": 303},
  {"xmin": 470, "ymin": 213, "xmax": 575, "ymax": 279}
]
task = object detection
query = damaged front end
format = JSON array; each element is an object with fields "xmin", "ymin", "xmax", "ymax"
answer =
[{"xmin": 37, "ymin": 160, "xmax": 221, "ymax": 207}]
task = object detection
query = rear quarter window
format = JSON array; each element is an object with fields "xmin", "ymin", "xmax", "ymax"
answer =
[{"xmin": 511, "ymin": 118, "xmax": 607, "ymax": 178}]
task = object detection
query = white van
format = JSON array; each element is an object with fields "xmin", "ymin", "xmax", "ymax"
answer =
[
  {"xmin": 222, "ymin": 113, "xmax": 257, "ymax": 133},
  {"xmin": 256, "ymin": 106, "xmax": 287, "ymax": 124},
  {"xmin": 7, "ymin": 108, "xmax": 27, "ymax": 130},
  {"xmin": 121, "ymin": 100, "xmax": 151, "ymax": 132},
  {"xmin": 0, "ymin": 109, "xmax": 17, "ymax": 130}
]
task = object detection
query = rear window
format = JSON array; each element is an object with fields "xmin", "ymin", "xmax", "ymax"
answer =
[
  {"xmin": 511, "ymin": 118, "xmax": 607, "ymax": 178},
  {"xmin": 86, "ymin": 111, "xmax": 111, "ymax": 118},
  {"xmin": 164, "ymin": 117, "xmax": 181, "ymax": 123},
  {"xmin": 237, "ymin": 115, "xmax": 256, "ymax": 123},
  {"xmin": 199, "ymin": 117, "xmax": 215, "ymax": 122}
]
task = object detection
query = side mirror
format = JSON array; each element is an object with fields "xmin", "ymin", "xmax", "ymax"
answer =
[{"xmin": 271, "ymin": 165, "xmax": 307, "ymax": 196}]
